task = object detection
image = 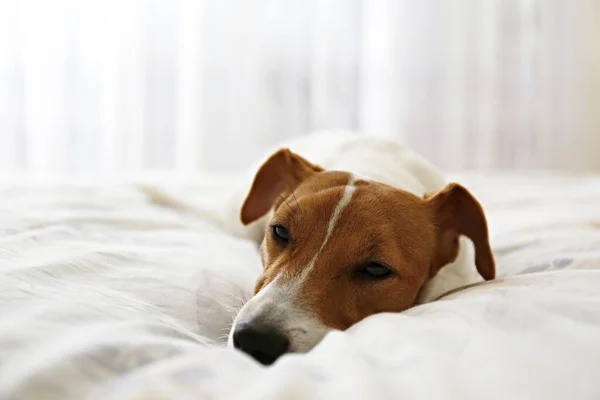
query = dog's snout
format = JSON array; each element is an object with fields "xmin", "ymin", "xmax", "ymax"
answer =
[{"xmin": 232, "ymin": 322, "xmax": 290, "ymax": 365}]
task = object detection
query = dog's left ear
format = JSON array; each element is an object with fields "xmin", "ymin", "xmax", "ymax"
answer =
[
  {"xmin": 240, "ymin": 148, "xmax": 323, "ymax": 225},
  {"xmin": 426, "ymin": 183, "xmax": 495, "ymax": 280}
]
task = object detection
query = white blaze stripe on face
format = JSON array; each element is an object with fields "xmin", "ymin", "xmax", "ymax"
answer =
[{"xmin": 298, "ymin": 174, "xmax": 357, "ymax": 282}]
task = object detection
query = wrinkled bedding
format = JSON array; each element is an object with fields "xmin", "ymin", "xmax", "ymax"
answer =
[{"xmin": 0, "ymin": 172, "xmax": 599, "ymax": 400}]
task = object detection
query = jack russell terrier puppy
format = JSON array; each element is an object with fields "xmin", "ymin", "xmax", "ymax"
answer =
[{"xmin": 227, "ymin": 132, "xmax": 495, "ymax": 366}]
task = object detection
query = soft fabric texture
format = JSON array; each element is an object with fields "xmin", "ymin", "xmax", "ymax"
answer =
[{"xmin": 0, "ymin": 172, "xmax": 599, "ymax": 399}]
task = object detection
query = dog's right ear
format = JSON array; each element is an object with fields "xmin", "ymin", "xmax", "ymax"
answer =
[
  {"xmin": 240, "ymin": 148, "xmax": 323, "ymax": 225},
  {"xmin": 426, "ymin": 183, "xmax": 496, "ymax": 281}
]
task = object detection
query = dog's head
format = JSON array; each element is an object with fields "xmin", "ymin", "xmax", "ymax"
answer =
[{"xmin": 229, "ymin": 149, "xmax": 494, "ymax": 365}]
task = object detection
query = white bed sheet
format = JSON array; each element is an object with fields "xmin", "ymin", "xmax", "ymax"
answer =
[{"xmin": 0, "ymin": 172, "xmax": 599, "ymax": 400}]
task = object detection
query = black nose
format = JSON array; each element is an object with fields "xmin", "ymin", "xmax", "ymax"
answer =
[{"xmin": 232, "ymin": 322, "xmax": 290, "ymax": 365}]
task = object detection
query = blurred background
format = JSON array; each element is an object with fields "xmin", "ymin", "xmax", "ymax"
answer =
[{"xmin": 0, "ymin": 0, "xmax": 598, "ymax": 178}]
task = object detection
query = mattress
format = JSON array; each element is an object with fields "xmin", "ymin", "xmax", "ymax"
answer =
[{"xmin": 0, "ymin": 172, "xmax": 599, "ymax": 400}]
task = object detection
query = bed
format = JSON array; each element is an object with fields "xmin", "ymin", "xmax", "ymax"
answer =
[{"xmin": 1, "ymin": 171, "xmax": 599, "ymax": 400}]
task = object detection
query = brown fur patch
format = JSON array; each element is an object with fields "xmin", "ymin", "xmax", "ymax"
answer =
[
  {"xmin": 281, "ymin": 180, "xmax": 436, "ymax": 329},
  {"xmin": 245, "ymin": 149, "xmax": 495, "ymax": 332},
  {"xmin": 253, "ymin": 171, "xmax": 348, "ymax": 294}
]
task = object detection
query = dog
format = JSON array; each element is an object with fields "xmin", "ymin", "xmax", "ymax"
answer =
[{"xmin": 226, "ymin": 132, "xmax": 495, "ymax": 365}]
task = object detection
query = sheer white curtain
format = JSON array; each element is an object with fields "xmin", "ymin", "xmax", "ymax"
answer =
[{"xmin": 0, "ymin": 0, "xmax": 598, "ymax": 178}]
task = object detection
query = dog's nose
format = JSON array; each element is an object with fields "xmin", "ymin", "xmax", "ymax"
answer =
[{"xmin": 232, "ymin": 322, "xmax": 290, "ymax": 365}]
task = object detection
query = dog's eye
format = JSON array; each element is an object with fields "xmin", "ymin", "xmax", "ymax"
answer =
[
  {"xmin": 359, "ymin": 263, "xmax": 392, "ymax": 278},
  {"xmin": 271, "ymin": 225, "xmax": 290, "ymax": 243}
]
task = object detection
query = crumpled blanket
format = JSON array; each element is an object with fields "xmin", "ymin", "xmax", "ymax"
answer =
[{"xmin": 0, "ymin": 172, "xmax": 599, "ymax": 400}]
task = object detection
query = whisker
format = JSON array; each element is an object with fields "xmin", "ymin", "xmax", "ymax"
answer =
[
  {"xmin": 222, "ymin": 304, "xmax": 242, "ymax": 313},
  {"xmin": 290, "ymin": 188, "xmax": 300, "ymax": 211},
  {"xmin": 282, "ymin": 181, "xmax": 301, "ymax": 224},
  {"xmin": 278, "ymin": 193, "xmax": 295, "ymax": 216}
]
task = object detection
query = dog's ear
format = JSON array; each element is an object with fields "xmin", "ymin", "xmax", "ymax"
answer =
[
  {"xmin": 240, "ymin": 148, "xmax": 323, "ymax": 225},
  {"xmin": 425, "ymin": 183, "xmax": 495, "ymax": 280}
]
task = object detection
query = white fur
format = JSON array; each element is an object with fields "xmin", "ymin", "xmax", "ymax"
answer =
[
  {"xmin": 298, "ymin": 174, "xmax": 356, "ymax": 282},
  {"xmin": 227, "ymin": 131, "xmax": 484, "ymax": 351}
]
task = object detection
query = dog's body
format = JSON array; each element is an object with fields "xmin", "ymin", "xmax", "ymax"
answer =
[{"xmin": 226, "ymin": 132, "xmax": 494, "ymax": 365}]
